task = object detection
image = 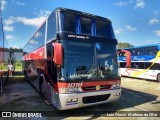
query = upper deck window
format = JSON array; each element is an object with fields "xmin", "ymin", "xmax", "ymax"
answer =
[
  {"xmin": 80, "ymin": 17, "xmax": 91, "ymax": 35},
  {"xmin": 145, "ymin": 46, "xmax": 158, "ymax": 55},
  {"xmin": 96, "ymin": 20, "xmax": 115, "ymax": 39},
  {"xmin": 61, "ymin": 12, "xmax": 75, "ymax": 33},
  {"xmin": 60, "ymin": 11, "xmax": 115, "ymax": 39}
]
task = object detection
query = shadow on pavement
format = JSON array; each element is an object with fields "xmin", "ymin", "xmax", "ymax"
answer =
[{"xmin": 0, "ymin": 74, "xmax": 159, "ymax": 119}]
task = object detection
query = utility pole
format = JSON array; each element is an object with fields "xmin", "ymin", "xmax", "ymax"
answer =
[{"xmin": 0, "ymin": 0, "xmax": 4, "ymax": 94}]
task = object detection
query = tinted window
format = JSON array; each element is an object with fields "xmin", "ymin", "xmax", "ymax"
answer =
[
  {"xmin": 132, "ymin": 48, "xmax": 145, "ymax": 56},
  {"xmin": 144, "ymin": 62, "xmax": 152, "ymax": 69},
  {"xmin": 81, "ymin": 17, "xmax": 91, "ymax": 34},
  {"xmin": 96, "ymin": 20, "xmax": 115, "ymax": 39},
  {"xmin": 145, "ymin": 46, "xmax": 158, "ymax": 55},
  {"xmin": 62, "ymin": 12, "xmax": 75, "ymax": 33},
  {"xmin": 23, "ymin": 23, "xmax": 46, "ymax": 54},
  {"xmin": 120, "ymin": 62, "xmax": 126, "ymax": 68},
  {"xmin": 131, "ymin": 62, "xmax": 139, "ymax": 68},
  {"xmin": 120, "ymin": 62, "xmax": 160, "ymax": 70},
  {"xmin": 47, "ymin": 13, "xmax": 56, "ymax": 42},
  {"xmin": 151, "ymin": 63, "xmax": 160, "ymax": 70}
]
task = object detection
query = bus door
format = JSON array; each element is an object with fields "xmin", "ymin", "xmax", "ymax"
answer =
[
  {"xmin": 45, "ymin": 44, "xmax": 56, "ymax": 103},
  {"xmin": 47, "ymin": 44, "xmax": 57, "ymax": 82}
]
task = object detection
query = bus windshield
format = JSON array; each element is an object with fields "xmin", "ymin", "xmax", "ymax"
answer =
[
  {"xmin": 96, "ymin": 43, "xmax": 119, "ymax": 80},
  {"xmin": 61, "ymin": 40, "xmax": 119, "ymax": 81}
]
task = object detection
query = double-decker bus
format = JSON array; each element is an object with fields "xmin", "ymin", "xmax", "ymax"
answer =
[
  {"xmin": 119, "ymin": 44, "xmax": 160, "ymax": 82},
  {"xmin": 22, "ymin": 8, "xmax": 130, "ymax": 110}
]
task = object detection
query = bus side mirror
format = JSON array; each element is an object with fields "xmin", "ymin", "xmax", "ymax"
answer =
[
  {"xmin": 118, "ymin": 49, "xmax": 131, "ymax": 68},
  {"xmin": 53, "ymin": 43, "xmax": 63, "ymax": 66}
]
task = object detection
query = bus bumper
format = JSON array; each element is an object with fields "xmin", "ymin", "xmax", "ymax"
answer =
[{"xmin": 53, "ymin": 88, "xmax": 121, "ymax": 110}]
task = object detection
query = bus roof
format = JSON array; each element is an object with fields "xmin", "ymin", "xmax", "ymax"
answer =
[
  {"xmin": 122, "ymin": 43, "xmax": 160, "ymax": 50},
  {"xmin": 52, "ymin": 7, "xmax": 111, "ymax": 22}
]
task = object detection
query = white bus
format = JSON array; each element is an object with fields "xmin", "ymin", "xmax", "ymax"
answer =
[{"xmin": 119, "ymin": 44, "xmax": 160, "ymax": 82}]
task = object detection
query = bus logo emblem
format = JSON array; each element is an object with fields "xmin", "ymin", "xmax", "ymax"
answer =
[{"xmin": 96, "ymin": 85, "xmax": 100, "ymax": 90}]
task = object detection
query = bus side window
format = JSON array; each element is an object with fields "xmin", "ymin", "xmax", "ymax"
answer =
[
  {"xmin": 47, "ymin": 12, "xmax": 56, "ymax": 42},
  {"xmin": 81, "ymin": 17, "xmax": 91, "ymax": 35},
  {"xmin": 120, "ymin": 62, "xmax": 125, "ymax": 68},
  {"xmin": 138, "ymin": 62, "xmax": 145, "ymax": 69},
  {"xmin": 151, "ymin": 63, "xmax": 160, "ymax": 70},
  {"xmin": 131, "ymin": 62, "xmax": 139, "ymax": 68},
  {"xmin": 145, "ymin": 46, "xmax": 158, "ymax": 56}
]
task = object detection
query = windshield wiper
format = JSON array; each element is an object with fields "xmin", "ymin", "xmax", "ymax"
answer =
[
  {"xmin": 79, "ymin": 64, "xmax": 95, "ymax": 80},
  {"xmin": 86, "ymin": 64, "xmax": 95, "ymax": 74}
]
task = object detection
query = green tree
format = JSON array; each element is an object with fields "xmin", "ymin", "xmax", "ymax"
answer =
[
  {"xmin": 118, "ymin": 42, "xmax": 134, "ymax": 49},
  {"xmin": 10, "ymin": 47, "xmax": 23, "ymax": 52}
]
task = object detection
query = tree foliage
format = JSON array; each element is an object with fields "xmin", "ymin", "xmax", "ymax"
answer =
[
  {"xmin": 10, "ymin": 47, "xmax": 23, "ymax": 52},
  {"xmin": 118, "ymin": 42, "xmax": 134, "ymax": 49}
]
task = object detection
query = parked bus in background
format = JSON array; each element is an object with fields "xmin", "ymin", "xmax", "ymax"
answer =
[
  {"xmin": 22, "ymin": 8, "xmax": 130, "ymax": 110},
  {"xmin": 119, "ymin": 44, "xmax": 160, "ymax": 82}
]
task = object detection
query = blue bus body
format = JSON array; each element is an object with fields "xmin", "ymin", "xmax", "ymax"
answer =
[{"xmin": 119, "ymin": 44, "xmax": 160, "ymax": 82}]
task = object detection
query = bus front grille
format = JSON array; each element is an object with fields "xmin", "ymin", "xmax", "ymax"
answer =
[
  {"xmin": 82, "ymin": 94, "xmax": 110, "ymax": 104},
  {"xmin": 82, "ymin": 85, "xmax": 111, "ymax": 91}
]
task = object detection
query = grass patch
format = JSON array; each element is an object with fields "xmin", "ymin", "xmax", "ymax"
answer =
[{"xmin": 0, "ymin": 65, "xmax": 7, "ymax": 71}]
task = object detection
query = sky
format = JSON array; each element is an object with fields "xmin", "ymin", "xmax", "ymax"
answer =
[{"xmin": 1, "ymin": 0, "xmax": 160, "ymax": 48}]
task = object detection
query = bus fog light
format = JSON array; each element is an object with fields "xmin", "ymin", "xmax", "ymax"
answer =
[
  {"xmin": 114, "ymin": 93, "xmax": 121, "ymax": 96},
  {"xmin": 72, "ymin": 98, "xmax": 78, "ymax": 102},
  {"xmin": 59, "ymin": 87, "xmax": 66, "ymax": 94},
  {"xmin": 66, "ymin": 99, "xmax": 72, "ymax": 103},
  {"xmin": 111, "ymin": 83, "xmax": 121, "ymax": 89}
]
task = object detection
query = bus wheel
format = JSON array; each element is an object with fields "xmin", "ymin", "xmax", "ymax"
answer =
[{"xmin": 157, "ymin": 74, "xmax": 160, "ymax": 82}]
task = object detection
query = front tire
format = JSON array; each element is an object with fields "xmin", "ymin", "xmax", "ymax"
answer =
[{"xmin": 157, "ymin": 74, "xmax": 160, "ymax": 82}]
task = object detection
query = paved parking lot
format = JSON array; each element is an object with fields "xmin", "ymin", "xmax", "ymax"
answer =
[{"xmin": 0, "ymin": 76, "xmax": 160, "ymax": 120}]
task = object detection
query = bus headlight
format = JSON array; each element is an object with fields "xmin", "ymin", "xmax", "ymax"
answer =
[
  {"xmin": 111, "ymin": 83, "xmax": 121, "ymax": 89},
  {"xmin": 59, "ymin": 87, "xmax": 82, "ymax": 94}
]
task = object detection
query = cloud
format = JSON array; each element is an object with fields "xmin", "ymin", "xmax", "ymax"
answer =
[
  {"xmin": 15, "ymin": 1, "xmax": 25, "ymax": 6},
  {"xmin": 113, "ymin": 0, "xmax": 133, "ymax": 7},
  {"xmin": 1, "ymin": 0, "xmax": 7, "ymax": 11},
  {"xmin": 12, "ymin": 46, "xmax": 20, "ymax": 49},
  {"xmin": 34, "ymin": 8, "xmax": 51, "ymax": 17},
  {"xmin": 149, "ymin": 19, "xmax": 159, "ymax": 25},
  {"xmin": 12, "ymin": 0, "xmax": 25, "ymax": 6},
  {"xmin": 154, "ymin": 30, "xmax": 160, "ymax": 36},
  {"xmin": 4, "ymin": 16, "xmax": 46, "ymax": 28},
  {"xmin": 134, "ymin": 0, "xmax": 145, "ymax": 9},
  {"xmin": 3, "ymin": 17, "xmax": 15, "ymax": 25},
  {"xmin": 113, "ymin": 1, "xmax": 129, "ymax": 6},
  {"xmin": 6, "ymin": 34, "xmax": 15, "ymax": 40},
  {"xmin": 125, "ymin": 25, "xmax": 137, "ymax": 31},
  {"xmin": 115, "ymin": 28, "xmax": 122, "ymax": 34},
  {"xmin": 15, "ymin": 16, "xmax": 46, "ymax": 27},
  {"xmin": 3, "ymin": 25, "xmax": 14, "ymax": 31}
]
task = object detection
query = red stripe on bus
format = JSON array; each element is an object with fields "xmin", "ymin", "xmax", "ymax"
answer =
[
  {"xmin": 23, "ymin": 46, "xmax": 45, "ymax": 60},
  {"xmin": 57, "ymin": 80, "xmax": 120, "ymax": 88}
]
